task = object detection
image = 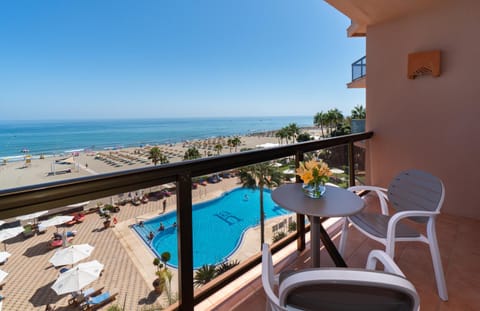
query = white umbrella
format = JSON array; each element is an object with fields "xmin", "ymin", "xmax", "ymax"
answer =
[
  {"xmin": 39, "ymin": 215, "xmax": 74, "ymax": 231},
  {"xmin": 0, "ymin": 226, "xmax": 24, "ymax": 251},
  {"xmin": 0, "ymin": 252, "xmax": 11, "ymax": 264},
  {"xmin": 0, "ymin": 226, "xmax": 24, "ymax": 242},
  {"xmin": 51, "ymin": 260, "xmax": 104, "ymax": 295},
  {"xmin": 16, "ymin": 210, "xmax": 49, "ymax": 222},
  {"xmin": 330, "ymin": 168, "xmax": 345, "ymax": 174},
  {"xmin": 0, "ymin": 220, "xmax": 5, "ymax": 227},
  {"xmin": 0, "ymin": 269, "xmax": 8, "ymax": 283},
  {"xmin": 49, "ymin": 244, "xmax": 94, "ymax": 267}
]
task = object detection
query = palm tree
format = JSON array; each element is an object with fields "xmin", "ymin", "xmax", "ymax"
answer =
[
  {"xmin": 275, "ymin": 128, "xmax": 287, "ymax": 144},
  {"xmin": 287, "ymin": 123, "xmax": 300, "ymax": 141},
  {"xmin": 239, "ymin": 162, "xmax": 282, "ymax": 248},
  {"xmin": 148, "ymin": 147, "xmax": 168, "ymax": 165},
  {"xmin": 194, "ymin": 264, "xmax": 217, "ymax": 287},
  {"xmin": 214, "ymin": 143, "xmax": 223, "ymax": 155},
  {"xmin": 351, "ymin": 105, "xmax": 366, "ymax": 119},
  {"xmin": 183, "ymin": 147, "xmax": 201, "ymax": 160},
  {"xmin": 231, "ymin": 136, "xmax": 241, "ymax": 152},
  {"xmin": 314, "ymin": 111, "xmax": 327, "ymax": 138}
]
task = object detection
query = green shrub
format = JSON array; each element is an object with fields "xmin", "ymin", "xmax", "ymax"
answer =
[
  {"xmin": 288, "ymin": 221, "xmax": 297, "ymax": 232},
  {"xmin": 216, "ymin": 260, "xmax": 240, "ymax": 276},
  {"xmin": 272, "ymin": 231, "xmax": 287, "ymax": 243}
]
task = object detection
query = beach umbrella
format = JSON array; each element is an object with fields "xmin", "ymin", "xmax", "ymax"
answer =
[
  {"xmin": 39, "ymin": 215, "xmax": 74, "ymax": 232},
  {"xmin": 0, "ymin": 252, "xmax": 11, "ymax": 264},
  {"xmin": 51, "ymin": 260, "xmax": 104, "ymax": 295},
  {"xmin": 0, "ymin": 226, "xmax": 24, "ymax": 251},
  {"xmin": 16, "ymin": 211, "xmax": 49, "ymax": 225},
  {"xmin": 49, "ymin": 244, "xmax": 94, "ymax": 267},
  {"xmin": 0, "ymin": 227, "xmax": 24, "ymax": 242},
  {"xmin": 0, "ymin": 220, "xmax": 5, "ymax": 227},
  {"xmin": 330, "ymin": 168, "xmax": 345, "ymax": 174},
  {"xmin": 0, "ymin": 269, "xmax": 8, "ymax": 284}
]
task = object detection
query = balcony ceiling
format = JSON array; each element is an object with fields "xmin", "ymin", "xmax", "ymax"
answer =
[{"xmin": 325, "ymin": 0, "xmax": 441, "ymax": 36}]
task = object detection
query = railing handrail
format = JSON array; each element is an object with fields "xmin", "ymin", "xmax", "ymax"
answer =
[
  {"xmin": 0, "ymin": 131, "xmax": 372, "ymax": 219},
  {"xmin": 351, "ymin": 55, "xmax": 366, "ymax": 81}
]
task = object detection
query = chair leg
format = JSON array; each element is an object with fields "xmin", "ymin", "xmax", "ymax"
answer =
[
  {"xmin": 427, "ymin": 219, "xmax": 448, "ymax": 301},
  {"xmin": 338, "ymin": 217, "xmax": 349, "ymax": 256}
]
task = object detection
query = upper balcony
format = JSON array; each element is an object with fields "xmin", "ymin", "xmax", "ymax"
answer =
[{"xmin": 347, "ymin": 56, "xmax": 366, "ymax": 88}]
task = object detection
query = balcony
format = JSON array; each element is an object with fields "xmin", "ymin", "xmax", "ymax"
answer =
[
  {"xmin": 347, "ymin": 56, "xmax": 366, "ymax": 88},
  {"xmin": 0, "ymin": 133, "xmax": 370, "ymax": 310},
  {"xmin": 2, "ymin": 131, "xmax": 478, "ymax": 310},
  {"xmin": 204, "ymin": 194, "xmax": 480, "ymax": 311}
]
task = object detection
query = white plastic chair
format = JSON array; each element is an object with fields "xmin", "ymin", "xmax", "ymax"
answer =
[
  {"xmin": 262, "ymin": 243, "xmax": 420, "ymax": 311},
  {"xmin": 339, "ymin": 169, "xmax": 448, "ymax": 301}
]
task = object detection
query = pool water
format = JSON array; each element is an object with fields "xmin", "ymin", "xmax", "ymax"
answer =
[{"xmin": 133, "ymin": 187, "xmax": 290, "ymax": 269}]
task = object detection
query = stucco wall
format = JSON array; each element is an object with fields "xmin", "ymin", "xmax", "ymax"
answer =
[{"xmin": 366, "ymin": 0, "xmax": 480, "ymax": 219}]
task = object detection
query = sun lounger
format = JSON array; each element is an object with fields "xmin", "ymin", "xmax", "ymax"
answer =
[
  {"xmin": 68, "ymin": 287, "xmax": 104, "ymax": 306},
  {"xmin": 49, "ymin": 237, "xmax": 73, "ymax": 249},
  {"xmin": 81, "ymin": 291, "xmax": 118, "ymax": 311}
]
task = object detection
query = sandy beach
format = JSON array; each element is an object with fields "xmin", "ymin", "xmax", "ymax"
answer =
[{"xmin": 0, "ymin": 130, "xmax": 321, "ymax": 190}]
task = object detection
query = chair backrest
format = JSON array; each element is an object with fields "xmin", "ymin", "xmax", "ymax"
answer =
[
  {"xmin": 261, "ymin": 243, "xmax": 286, "ymax": 311},
  {"xmin": 388, "ymin": 169, "xmax": 445, "ymax": 223},
  {"xmin": 279, "ymin": 268, "xmax": 420, "ymax": 311}
]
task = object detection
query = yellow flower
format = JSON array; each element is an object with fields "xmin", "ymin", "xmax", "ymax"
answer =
[
  {"xmin": 300, "ymin": 170, "xmax": 314, "ymax": 184},
  {"xmin": 296, "ymin": 159, "xmax": 331, "ymax": 185}
]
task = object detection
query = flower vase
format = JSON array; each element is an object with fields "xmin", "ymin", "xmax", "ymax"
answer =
[{"xmin": 302, "ymin": 182, "xmax": 326, "ymax": 199}]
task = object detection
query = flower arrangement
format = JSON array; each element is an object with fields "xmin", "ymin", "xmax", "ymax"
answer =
[{"xmin": 296, "ymin": 160, "xmax": 332, "ymax": 198}]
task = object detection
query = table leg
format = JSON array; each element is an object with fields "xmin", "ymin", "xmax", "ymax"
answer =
[
  {"xmin": 310, "ymin": 216, "xmax": 321, "ymax": 267},
  {"xmin": 319, "ymin": 223, "xmax": 347, "ymax": 267}
]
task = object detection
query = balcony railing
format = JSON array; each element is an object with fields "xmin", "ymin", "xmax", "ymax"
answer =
[
  {"xmin": 0, "ymin": 131, "xmax": 373, "ymax": 310},
  {"xmin": 352, "ymin": 56, "xmax": 366, "ymax": 81}
]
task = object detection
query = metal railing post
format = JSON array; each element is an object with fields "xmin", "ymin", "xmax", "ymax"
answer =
[
  {"xmin": 294, "ymin": 151, "xmax": 305, "ymax": 251},
  {"xmin": 176, "ymin": 173, "xmax": 194, "ymax": 311},
  {"xmin": 348, "ymin": 142, "xmax": 355, "ymax": 187}
]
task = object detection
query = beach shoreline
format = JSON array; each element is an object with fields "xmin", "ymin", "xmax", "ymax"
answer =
[{"xmin": 0, "ymin": 127, "xmax": 322, "ymax": 190}]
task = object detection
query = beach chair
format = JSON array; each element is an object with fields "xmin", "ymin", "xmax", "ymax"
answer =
[
  {"xmin": 261, "ymin": 243, "xmax": 420, "ymax": 311},
  {"xmin": 49, "ymin": 237, "xmax": 73, "ymax": 249},
  {"xmin": 68, "ymin": 287, "xmax": 104, "ymax": 306},
  {"xmin": 338, "ymin": 169, "xmax": 448, "ymax": 301},
  {"xmin": 81, "ymin": 291, "xmax": 118, "ymax": 311}
]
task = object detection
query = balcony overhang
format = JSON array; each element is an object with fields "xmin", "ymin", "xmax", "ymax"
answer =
[
  {"xmin": 347, "ymin": 76, "xmax": 366, "ymax": 88},
  {"xmin": 325, "ymin": 0, "xmax": 439, "ymax": 37}
]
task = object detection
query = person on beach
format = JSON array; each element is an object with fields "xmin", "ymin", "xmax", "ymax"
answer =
[{"xmin": 162, "ymin": 199, "xmax": 166, "ymax": 213}]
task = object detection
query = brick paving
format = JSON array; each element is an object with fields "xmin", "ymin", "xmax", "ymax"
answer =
[{"xmin": 2, "ymin": 178, "xmax": 241, "ymax": 311}]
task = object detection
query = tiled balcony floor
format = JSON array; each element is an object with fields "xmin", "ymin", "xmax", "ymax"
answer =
[{"xmin": 210, "ymin": 193, "xmax": 480, "ymax": 311}]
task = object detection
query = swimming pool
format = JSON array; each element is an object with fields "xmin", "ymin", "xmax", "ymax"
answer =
[{"xmin": 133, "ymin": 187, "xmax": 291, "ymax": 269}]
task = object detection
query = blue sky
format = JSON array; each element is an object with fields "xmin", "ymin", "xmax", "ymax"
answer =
[{"xmin": 0, "ymin": 0, "xmax": 365, "ymax": 120}]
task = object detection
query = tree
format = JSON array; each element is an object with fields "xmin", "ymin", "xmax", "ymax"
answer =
[
  {"xmin": 296, "ymin": 132, "xmax": 312, "ymax": 142},
  {"xmin": 286, "ymin": 123, "xmax": 300, "ymax": 142},
  {"xmin": 239, "ymin": 163, "xmax": 282, "ymax": 248},
  {"xmin": 351, "ymin": 105, "xmax": 366, "ymax": 119},
  {"xmin": 183, "ymin": 147, "xmax": 201, "ymax": 160},
  {"xmin": 231, "ymin": 136, "xmax": 241, "ymax": 152},
  {"xmin": 275, "ymin": 128, "xmax": 287, "ymax": 144},
  {"xmin": 194, "ymin": 264, "xmax": 217, "ymax": 287},
  {"xmin": 148, "ymin": 147, "xmax": 168, "ymax": 165},
  {"xmin": 214, "ymin": 143, "xmax": 223, "ymax": 155},
  {"xmin": 314, "ymin": 111, "xmax": 327, "ymax": 138}
]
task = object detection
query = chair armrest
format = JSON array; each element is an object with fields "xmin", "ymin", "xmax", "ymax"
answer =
[
  {"xmin": 385, "ymin": 210, "xmax": 440, "ymax": 249},
  {"xmin": 348, "ymin": 185, "xmax": 389, "ymax": 215},
  {"xmin": 366, "ymin": 250, "xmax": 405, "ymax": 277}
]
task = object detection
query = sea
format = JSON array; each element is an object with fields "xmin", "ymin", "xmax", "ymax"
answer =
[{"xmin": 0, "ymin": 116, "xmax": 312, "ymax": 160}]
